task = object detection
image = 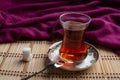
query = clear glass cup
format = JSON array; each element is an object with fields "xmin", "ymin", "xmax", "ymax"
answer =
[{"xmin": 59, "ymin": 12, "xmax": 91, "ymax": 63}]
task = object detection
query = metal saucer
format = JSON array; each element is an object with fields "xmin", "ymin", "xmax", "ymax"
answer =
[{"xmin": 47, "ymin": 41, "xmax": 99, "ymax": 71}]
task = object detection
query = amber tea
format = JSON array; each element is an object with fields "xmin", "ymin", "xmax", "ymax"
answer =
[
  {"xmin": 60, "ymin": 21, "xmax": 88, "ymax": 62},
  {"xmin": 59, "ymin": 12, "xmax": 91, "ymax": 63}
]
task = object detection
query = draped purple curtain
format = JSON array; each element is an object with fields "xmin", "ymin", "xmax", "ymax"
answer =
[{"xmin": 0, "ymin": 0, "xmax": 120, "ymax": 56}]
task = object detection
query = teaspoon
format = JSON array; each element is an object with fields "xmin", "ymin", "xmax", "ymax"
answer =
[{"xmin": 21, "ymin": 62, "xmax": 63, "ymax": 80}]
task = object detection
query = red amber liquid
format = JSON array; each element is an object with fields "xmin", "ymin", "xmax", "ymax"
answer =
[{"xmin": 60, "ymin": 28, "xmax": 87, "ymax": 62}]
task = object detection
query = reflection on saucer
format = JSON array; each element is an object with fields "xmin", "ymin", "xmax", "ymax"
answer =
[{"xmin": 48, "ymin": 41, "xmax": 99, "ymax": 71}]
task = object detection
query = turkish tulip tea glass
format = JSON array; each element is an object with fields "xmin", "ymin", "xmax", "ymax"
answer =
[{"xmin": 59, "ymin": 12, "xmax": 91, "ymax": 63}]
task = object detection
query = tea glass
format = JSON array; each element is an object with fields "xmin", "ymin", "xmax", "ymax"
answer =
[{"xmin": 59, "ymin": 12, "xmax": 91, "ymax": 64}]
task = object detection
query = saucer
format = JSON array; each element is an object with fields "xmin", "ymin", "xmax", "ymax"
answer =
[{"xmin": 47, "ymin": 41, "xmax": 99, "ymax": 71}]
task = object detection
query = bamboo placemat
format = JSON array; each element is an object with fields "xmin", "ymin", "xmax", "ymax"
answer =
[{"xmin": 0, "ymin": 41, "xmax": 120, "ymax": 80}]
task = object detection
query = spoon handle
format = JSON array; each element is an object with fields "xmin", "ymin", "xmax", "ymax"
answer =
[
  {"xmin": 21, "ymin": 67, "xmax": 47, "ymax": 80},
  {"xmin": 21, "ymin": 62, "xmax": 55, "ymax": 80}
]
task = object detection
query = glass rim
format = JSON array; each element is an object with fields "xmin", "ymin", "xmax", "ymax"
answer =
[{"xmin": 59, "ymin": 12, "xmax": 91, "ymax": 25}]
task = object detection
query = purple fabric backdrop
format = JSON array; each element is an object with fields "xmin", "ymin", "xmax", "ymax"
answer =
[{"xmin": 0, "ymin": 0, "xmax": 120, "ymax": 56}]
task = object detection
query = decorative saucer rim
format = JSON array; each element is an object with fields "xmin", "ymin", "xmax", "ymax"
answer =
[{"xmin": 47, "ymin": 41, "xmax": 99, "ymax": 71}]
